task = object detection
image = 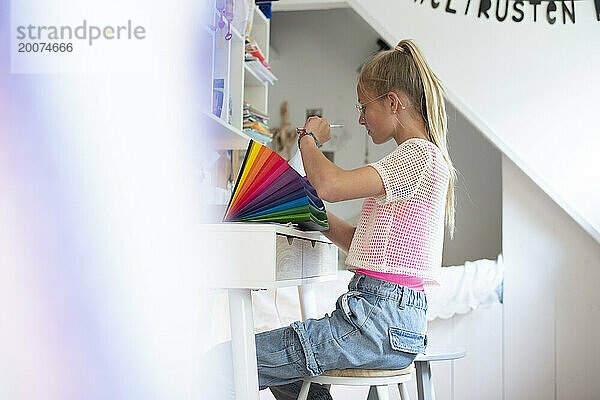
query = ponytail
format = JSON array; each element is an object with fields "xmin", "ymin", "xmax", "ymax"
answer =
[{"xmin": 398, "ymin": 40, "xmax": 456, "ymax": 239}]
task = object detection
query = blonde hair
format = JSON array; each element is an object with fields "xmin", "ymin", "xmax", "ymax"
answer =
[{"xmin": 358, "ymin": 39, "xmax": 457, "ymax": 238}]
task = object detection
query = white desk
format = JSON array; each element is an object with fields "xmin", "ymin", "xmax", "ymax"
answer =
[{"xmin": 201, "ymin": 223, "xmax": 338, "ymax": 400}]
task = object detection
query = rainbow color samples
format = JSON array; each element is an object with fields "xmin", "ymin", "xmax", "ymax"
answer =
[{"xmin": 223, "ymin": 140, "xmax": 329, "ymax": 231}]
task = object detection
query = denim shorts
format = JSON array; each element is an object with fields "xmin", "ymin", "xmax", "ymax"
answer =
[{"xmin": 257, "ymin": 273, "xmax": 428, "ymax": 390}]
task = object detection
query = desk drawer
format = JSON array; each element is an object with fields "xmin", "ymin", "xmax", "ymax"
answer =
[
  {"xmin": 302, "ymin": 240, "xmax": 337, "ymax": 278},
  {"xmin": 319, "ymin": 242, "xmax": 338, "ymax": 275},
  {"xmin": 275, "ymin": 234, "xmax": 302, "ymax": 280}
]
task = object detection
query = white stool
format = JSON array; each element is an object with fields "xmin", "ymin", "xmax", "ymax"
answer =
[
  {"xmin": 297, "ymin": 364, "xmax": 413, "ymax": 400},
  {"xmin": 296, "ymin": 345, "xmax": 466, "ymax": 400},
  {"xmin": 413, "ymin": 345, "xmax": 466, "ymax": 400}
]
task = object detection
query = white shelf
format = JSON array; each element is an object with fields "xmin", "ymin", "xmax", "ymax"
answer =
[
  {"xmin": 253, "ymin": 5, "xmax": 269, "ymax": 26},
  {"xmin": 205, "ymin": 3, "xmax": 271, "ymax": 150},
  {"xmin": 231, "ymin": 25, "xmax": 243, "ymax": 42},
  {"xmin": 206, "ymin": 112, "xmax": 250, "ymax": 150},
  {"xmin": 205, "ymin": 112, "xmax": 272, "ymax": 150},
  {"xmin": 244, "ymin": 63, "xmax": 268, "ymax": 87}
]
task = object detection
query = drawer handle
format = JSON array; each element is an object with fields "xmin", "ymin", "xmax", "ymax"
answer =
[
  {"xmin": 310, "ymin": 240, "xmax": 316, "ymax": 248},
  {"xmin": 287, "ymin": 236, "xmax": 294, "ymax": 246}
]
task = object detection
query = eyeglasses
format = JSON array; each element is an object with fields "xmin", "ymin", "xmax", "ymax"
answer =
[{"xmin": 355, "ymin": 93, "xmax": 388, "ymax": 116}]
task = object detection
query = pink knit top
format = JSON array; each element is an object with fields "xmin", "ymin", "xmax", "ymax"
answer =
[{"xmin": 345, "ymin": 138, "xmax": 449, "ymax": 286}]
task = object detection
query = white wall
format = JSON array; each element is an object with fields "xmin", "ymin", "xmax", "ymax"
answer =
[
  {"xmin": 268, "ymin": 8, "xmax": 502, "ymax": 266},
  {"xmin": 443, "ymin": 101, "xmax": 502, "ymax": 265},
  {"xmin": 503, "ymin": 156, "xmax": 600, "ymax": 399},
  {"xmin": 348, "ymin": 0, "xmax": 600, "ymax": 243}
]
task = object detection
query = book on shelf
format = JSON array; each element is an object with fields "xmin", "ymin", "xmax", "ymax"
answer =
[
  {"xmin": 244, "ymin": 36, "xmax": 277, "ymax": 84},
  {"xmin": 223, "ymin": 140, "xmax": 329, "ymax": 231},
  {"xmin": 243, "ymin": 101, "xmax": 271, "ymax": 140},
  {"xmin": 244, "ymin": 124, "xmax": 273, "ymax": 138},
  {"xmin": 245, "ymin": 36, "xmax": 267, "ymax": 63},
  {"xmin": 244, "ymin": 129, "xmax": 273, "ymax": 143},
  {"xmin": 244, "ymin": 119, "xmax": 269, "ymax": 129},
  {"xmin": 243, "ymin": 101, "xmax": 269, "ymax": 119},
  {"xmin": 212, "ymin": 78, "xmax": 225, "ymax": 118},
  {"xmin": 243, "ymin": 113, "xmax": 269, "ymax": 123}
]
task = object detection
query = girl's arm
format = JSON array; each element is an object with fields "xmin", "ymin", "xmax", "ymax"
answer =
[
  {"xmin": 320, "ymin": 211, "xmax": 356, "ymax": 255},
  {"xmin": 299, "ymin": 134, "xmax": 385, "ymax": 203}
]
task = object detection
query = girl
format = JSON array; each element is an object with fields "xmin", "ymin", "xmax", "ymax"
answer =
[{"xmin": 207, "ymin": 39, "xmax": 455, "ymax": 400}]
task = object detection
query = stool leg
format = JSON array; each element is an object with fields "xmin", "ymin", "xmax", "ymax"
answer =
[
  {"xmin": 398, "ymin": 382, "xmax": 411, "ymax": 400},
  {"xmin": 367, "ymin": 385, "xmax": 377, "ymax": 400},
  {"xmin": 415, "ymin": 361, "xmax": 434, "ymax": 400},
  {"xmin": 375, "ymin": 385, "xmax": 389, "ymax": 400},
  {"xmin": 297, "ymin": 381, "xmax": 310, "ymax": 400}
]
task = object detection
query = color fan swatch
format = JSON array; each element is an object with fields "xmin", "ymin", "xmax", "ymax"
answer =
[{"xmin": 223, "ymin": 140, "xmax": 329, "ymax": 231}]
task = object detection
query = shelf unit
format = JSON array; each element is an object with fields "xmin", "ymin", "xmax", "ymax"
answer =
[{"xmin": 205, "ymin": 1, "xmax": 274, "ymax": 150}]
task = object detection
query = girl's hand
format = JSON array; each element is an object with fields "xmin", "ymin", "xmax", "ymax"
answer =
[{"xmin": 303, "ymin": 116, "xmax": 331, "ymax": 146}]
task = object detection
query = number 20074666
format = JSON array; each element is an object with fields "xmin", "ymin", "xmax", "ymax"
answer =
[{"xmin": 18, "ymin": 42, "xmax": 73, "ymax": 52}]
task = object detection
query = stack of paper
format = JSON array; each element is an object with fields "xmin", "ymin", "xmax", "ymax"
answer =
[
  {"xmin": 245, "ymin": 36, "xmax": 277, "ymax": 85},
  {"xmin": 243, "ymin": 102, "xmax": 271, "ymax": 142},
  {"xmin": 223, "ymin": 140, "xmax": 329, "ymax": 231}
]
